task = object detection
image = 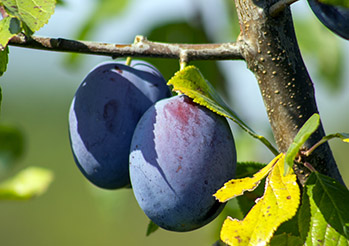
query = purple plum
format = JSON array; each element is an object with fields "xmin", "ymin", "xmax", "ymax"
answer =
[
  {"xmin": 69, "ymin": 60, "xmax": 171, "ymax": 189},
  {"xmin": 129, "ymin": 95, "xmax": 236, "ymax": 231}
]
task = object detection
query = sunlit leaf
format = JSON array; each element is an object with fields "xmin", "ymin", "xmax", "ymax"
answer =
[
  {"xmin": 220, "ymin": 154, "xmax": 300, "ymax": 246},
  {"xmin": 284, "ymin": 113, "xmax": 320, "ymax": 175},
  {"xmin": 146, "ymin": 220, "xmax": 159, "ymax": 236},
  {"xmin": 299, "ymin": 172, "xmax": 349, "ymax": 245},
  {"xmin": 0, "ymin": 16, "xmax": 21, "ymax": 50},
  {"xmin": 168, "ymin": 65, "xmax": 278, "ymax": 155},
  {"xmin": 0, "ymin": 46, "xmax": 9, "ymax": 77},
  {"xmin": 0, "ymin": 166, "xmax": 53, "ymax": 200},
  {"xmin": 1, "ymin": 0, "xmax": 55, "ymax": 32},
  {"xmin": 232, "ymin": 162, "xmax": 268, "ymax": 217},
  {"xmin": 214, "ymin": 154, "xmax": 282, "ymax": 203}
]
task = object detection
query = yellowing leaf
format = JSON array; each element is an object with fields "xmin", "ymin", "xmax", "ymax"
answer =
[
  {"xmin": 220, "ymin": 154, "xmax": 300, "ymax": 246},
  {"xmin": 214, "ymin": 153, "xmax": 282, "ymax": 202},
  {"xmin": 0, "ymin": 16, "xmax": 21, "ymax": 50},
  {"xmin": 2, "ymin": 0, "xmax": 56, "ymax": 33}
]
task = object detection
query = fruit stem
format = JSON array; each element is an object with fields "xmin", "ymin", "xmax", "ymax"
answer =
[{"xmin": 180, "ymin": 61, "xmax": 187, "ymax": 71}]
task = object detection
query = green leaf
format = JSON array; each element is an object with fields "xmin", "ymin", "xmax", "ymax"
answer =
[
  {"xmin": 146, "ymin": 220, "xmax": 159, "ymax": 236},
  {"xmin": 168, "ymin": 66, "xmax": 278, "ymax": 155},
  {"xmin": 0, "ymin": 16, "xmax": 21, "ymax": 50},
  {"xmin": 0, "ymin": 166, "xmax": 53, "ymax": 200},
  {"xmin": 0, "ymin": 46, "xmax": 9, "ymax": 77},
  {"xmin": 269, "ymin": 233, "xmax": 303, "ymax": 246},
  {"xmin": 236, "ymin": 162, "xmax": 267, "ymax": 179},
  {"xmin": 318, "ymin": 0, "xmax": 349, "ymax": 8},
  {"xmin": 284, "ymin": 113, "xmax": 320, "ymax": 175},
  {"xmin": 0, "ymin": 124, "xmax": 25, "ymax": 171},
  {"xmin": 323, "ymin": 133, "xmax": 349, "ymax": 143},
  {"xmin": 1, "ymin": 0, "xmax": 56, "ymax": 33},
  {"xmin": 299, "ymin": 172, "xmax": 349, "ymax": 245}
]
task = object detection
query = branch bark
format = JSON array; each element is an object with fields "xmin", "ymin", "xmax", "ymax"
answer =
[
  {"xmin": 234, "ymin": 0, "xmax": 344, "ymax": 185},
  {"xmin": 8, "ymin": 34, "xmax": 244, "ymax": 62}
]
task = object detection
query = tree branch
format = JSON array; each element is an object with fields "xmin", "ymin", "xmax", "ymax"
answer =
[
  {"xmin": 234, "ymin": 0, "xmax": 344, "ymax": 185},
  {"xmin": 269, "ymin": 0, "xmax": 299, "ymax": 17},
  {"xmin": 8, "ymin": 34, "xmax": 244, "ymax": 62}
]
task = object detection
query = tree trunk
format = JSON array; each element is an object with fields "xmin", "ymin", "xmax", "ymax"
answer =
[{"xmin": 233, "ymin": 0, "xmax": 344, "ymax": 185}]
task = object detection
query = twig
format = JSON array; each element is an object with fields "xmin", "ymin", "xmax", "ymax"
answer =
[
  {"xmin": 8, "ymin": 34, "xmax": 245, "ymax": 62},
  {"xmin": 269, "ymin": 0, "xmax": 299, "ymax": 17}
]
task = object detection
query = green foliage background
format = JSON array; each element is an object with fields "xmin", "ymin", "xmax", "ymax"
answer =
[{"xmin": 0, "ymin": 0, "xmax": 348, "ymax": 245}]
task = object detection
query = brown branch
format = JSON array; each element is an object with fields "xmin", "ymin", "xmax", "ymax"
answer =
[
  {"xmin": 8, "ymin": 34, "xmax": 244, "ymax": 62},
  {"xmin": 269, "ymin": 0, "xmax": 299, "ymax": 17}
]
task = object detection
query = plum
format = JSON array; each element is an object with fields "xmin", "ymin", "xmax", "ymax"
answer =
[
  {"xmin": 69, "ymin": 60, "xmax": 171, "ymax": 189},
  {"xmin": 308, "ymin": 0, "xmax": 349, "ymax": 39},
  {"xmin": 129, "ymin": 95, "xmax": 236, "ymax": 232}
]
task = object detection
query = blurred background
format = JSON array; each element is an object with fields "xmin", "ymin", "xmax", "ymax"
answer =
[{"xmin": 0, "ymin": 0, "xmax": 348, "ymax": 245}]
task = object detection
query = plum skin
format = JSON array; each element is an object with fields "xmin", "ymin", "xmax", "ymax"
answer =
[
  {"xmin": 129, "ymin": 95, "xmax": 236, "ymax": 232},
  {"xmin": 69, "ymin": 60, "xmax": 171, "ymax": 189},
  {"xmin": 308, "ymin": 0, "xmax": 349, "ymax": 40}
]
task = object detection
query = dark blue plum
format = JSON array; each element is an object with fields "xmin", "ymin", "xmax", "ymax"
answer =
[
  {"xmin": 129, "ymin": 95, "xmax": 236, "ymax": 232},
  {"xmin": 308, "ymin": 0, "xmax": 349, "ymax": 39},
  {"xmin": 69, "ymin": 60, "xmax": 171, "ymax": 189}
]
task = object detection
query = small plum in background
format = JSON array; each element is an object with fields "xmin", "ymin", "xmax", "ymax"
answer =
[
  {"xmin": 308, "ymin": 0, "xmax": 349, "ymax": 40},
  {"xmin": 130, "ymin": 95, "xmax": 236, "ymax": 232},
  {"xmin": 69, "ymin": 60, "xmax": 171, "ymax": 189}
]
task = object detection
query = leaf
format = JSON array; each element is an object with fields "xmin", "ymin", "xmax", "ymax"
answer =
[
  {"xmin": 235, "ymin": 162, "xmax": 268, "ymax": 215},
  {"xmin": 0, "ymin": 124, "xmax": 25, "ymax": 170},
  {"xmin": 323, "ymin": 133, "xmax": 349, "ymax": 143},
  {"xmin": 146, "ymin": 220, "xmax": 159, "ymax": 236},
  {"xmin": 269, "ymin": 233, "xmax": 303, "ymax": 246},
  {"xmin": 284, "ymin": 113, "xmax": 320, "ymax": 175},
  {"xmin": 214, "ymin": 154, "xmax": 282, "ymax": 203},
  {"xmin": 0, "ymin": 166, "xmax": 53, "ymax": 200},
  {"xmin": 1, "ymin": 0, "xmax": 56, "ymax": 32},
  {"xmin": 0, "ymin": 16, "xmax": 21, "ymax": 50},
  {"xmin": 220, "ymin": 154, "xmax": 300, "ymax": 246},
  {"xmin": 299, "ymin": 172, "xmax": 349, "ymax": 245},
  {"xmin": 235, "ymin": 162, "xmax": 267, "ymax": 179},
  {"xmin": 168, "ymin": 66, "xmax": 278, "ymax": 155},
  {"xmin": 318, "ymin": 0, "xmax": 349, "ymax": 8},
  {"xmin": 0, "ymin": 46, "xmax": 9, "ymax": 77},
  {"xmin": 236, "ymin": 178, "xmax": 266, "ymax": 217}
]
